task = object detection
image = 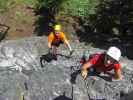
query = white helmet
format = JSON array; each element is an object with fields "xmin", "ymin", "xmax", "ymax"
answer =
[{"xmin": 106, "ymin": 46, "xmax": 121, "ymax": 61}]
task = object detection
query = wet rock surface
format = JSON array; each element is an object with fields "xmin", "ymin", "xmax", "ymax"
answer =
[{"xmin": 0, "ymin": 36, "xmax": 133, "ymax": 100}]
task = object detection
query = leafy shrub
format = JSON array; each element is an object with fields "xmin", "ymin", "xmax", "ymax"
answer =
[
  {"xmin": 0, "ymin": 0, "xmax": 37, "ymax": 13},
  {"xmin": 60, "ymin": 0, "xmax": 99, "ymax": 18}
]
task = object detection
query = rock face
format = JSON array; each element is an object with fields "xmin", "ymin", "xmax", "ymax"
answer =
[{"xmin": 0, "ymin": 36, "xmax": 133, "ymax": 100}]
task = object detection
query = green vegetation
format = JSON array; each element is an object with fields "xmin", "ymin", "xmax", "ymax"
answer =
[
  {"xmin": 60, "ymin": 0, "xmax": 99, "ymax": 17},
  {"xmin": 0, "ymin": 0, "xmax": 37, "ymax": 13},
  {"xmin": 91, "ymin": 0, "xmax": 133, "ymax": 35},
  {"xmin": 0, "ymin": 0, "xmax": 100, "ymax": 18},
  {"xmin": 34, "ymin": 0, "xmax": 99, "ymax": 18},
  {"xmin": 15, "ymin": 11, "xmax": 33, "ymax": 24},
  {"xmin": 0, "ymin": 0, "xmax": 13, "ymax": 12},
  {"xmin": 0, "ymin": 0, "xmax": 132, "ymax": 36}
]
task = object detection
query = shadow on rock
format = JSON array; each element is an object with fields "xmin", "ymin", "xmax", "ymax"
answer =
[
  {"xmin": 90, "ymin": 99, "xmax": 106, "ymax": 100},
  {"xmin": 40, "ymin": 53, "xmax": 57, "ymax": 68},
  {"xmin": 70, "ymin": 70, "xmax": 81, "ymax": 84},
  {"xmin": 0, "ymin": 24, "xmax": 10, "ymax": 41},
  {"xmin": 53, "ymin": 93, "xmax": 72, "ymax": 100},
  {"xmin": 97, "ymin": 72, "xmax": 114, "ymax": 82},
  {"xmin": 57, "ymin": 54, "xmax": 71, "ymax": 59},
  {"xmin": 120, "ymin": 91, "xmax": 133, "ymax": 100},
  {"xmin": 88, "ymin": 69, "xmax": 112, "ymax": 82},
  {"xmin": 98, "ymin": 75, "xmax": 112, "ymax": 82}
]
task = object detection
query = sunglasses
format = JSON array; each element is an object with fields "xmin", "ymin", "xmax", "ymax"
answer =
[
  {"xmin": 105, "ymin": 54, "xmax": 117, "ymax": 64},
  {"xmin": 55, "ymin": 32, "xmax": 60, "ymax": 34}
]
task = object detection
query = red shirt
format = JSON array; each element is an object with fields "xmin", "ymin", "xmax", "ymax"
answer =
[{"xmin": 88, "ymin": 53, "xmax": 121, "ymax": 72}]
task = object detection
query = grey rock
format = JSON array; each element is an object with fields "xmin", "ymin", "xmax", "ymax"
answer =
[{"xmin": 0, "ymin": 36, "xmax": 133, "ymax": 100}]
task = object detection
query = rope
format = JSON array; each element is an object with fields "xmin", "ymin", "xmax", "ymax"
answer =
[{"xmin": 82, "ymin": 77, "xmax": 91, "ymax": 100}]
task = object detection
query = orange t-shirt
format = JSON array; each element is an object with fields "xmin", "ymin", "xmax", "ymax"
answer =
[{"xmin": 48, "ymin": 32, "xmax": 68, "ymax": 44}]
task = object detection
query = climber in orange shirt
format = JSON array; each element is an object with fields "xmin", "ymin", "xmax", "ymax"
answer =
[{"xmin": 48, "ymin": 24, "xmax": 73, "ymax": 58}]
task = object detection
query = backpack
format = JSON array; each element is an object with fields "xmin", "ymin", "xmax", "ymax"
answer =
[{"xmin": 80, "ymin": 50, "xmax": 100, "ymax": 64}]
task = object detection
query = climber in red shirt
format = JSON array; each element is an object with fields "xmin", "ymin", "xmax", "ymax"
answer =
[{"xmin": 81, "ymin": 46, "xmax": 123, "ymax": 80}]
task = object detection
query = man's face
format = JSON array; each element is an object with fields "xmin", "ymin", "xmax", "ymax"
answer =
[
  {"xmin": 55, "ymin": 30, "xmax": 60, "ymax": 36},
  {"xmin": 104, "ymin": 54, "xmax": 116, "ymax": 66}
]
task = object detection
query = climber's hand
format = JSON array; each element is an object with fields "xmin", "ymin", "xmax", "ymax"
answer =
[
  {"xmin": 81, "ymin": 70, "xmax": 88, "ymax": 80},
  {"xmin": 112, "ymin": 75, "xmax": 124, "ymax": 81}
]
